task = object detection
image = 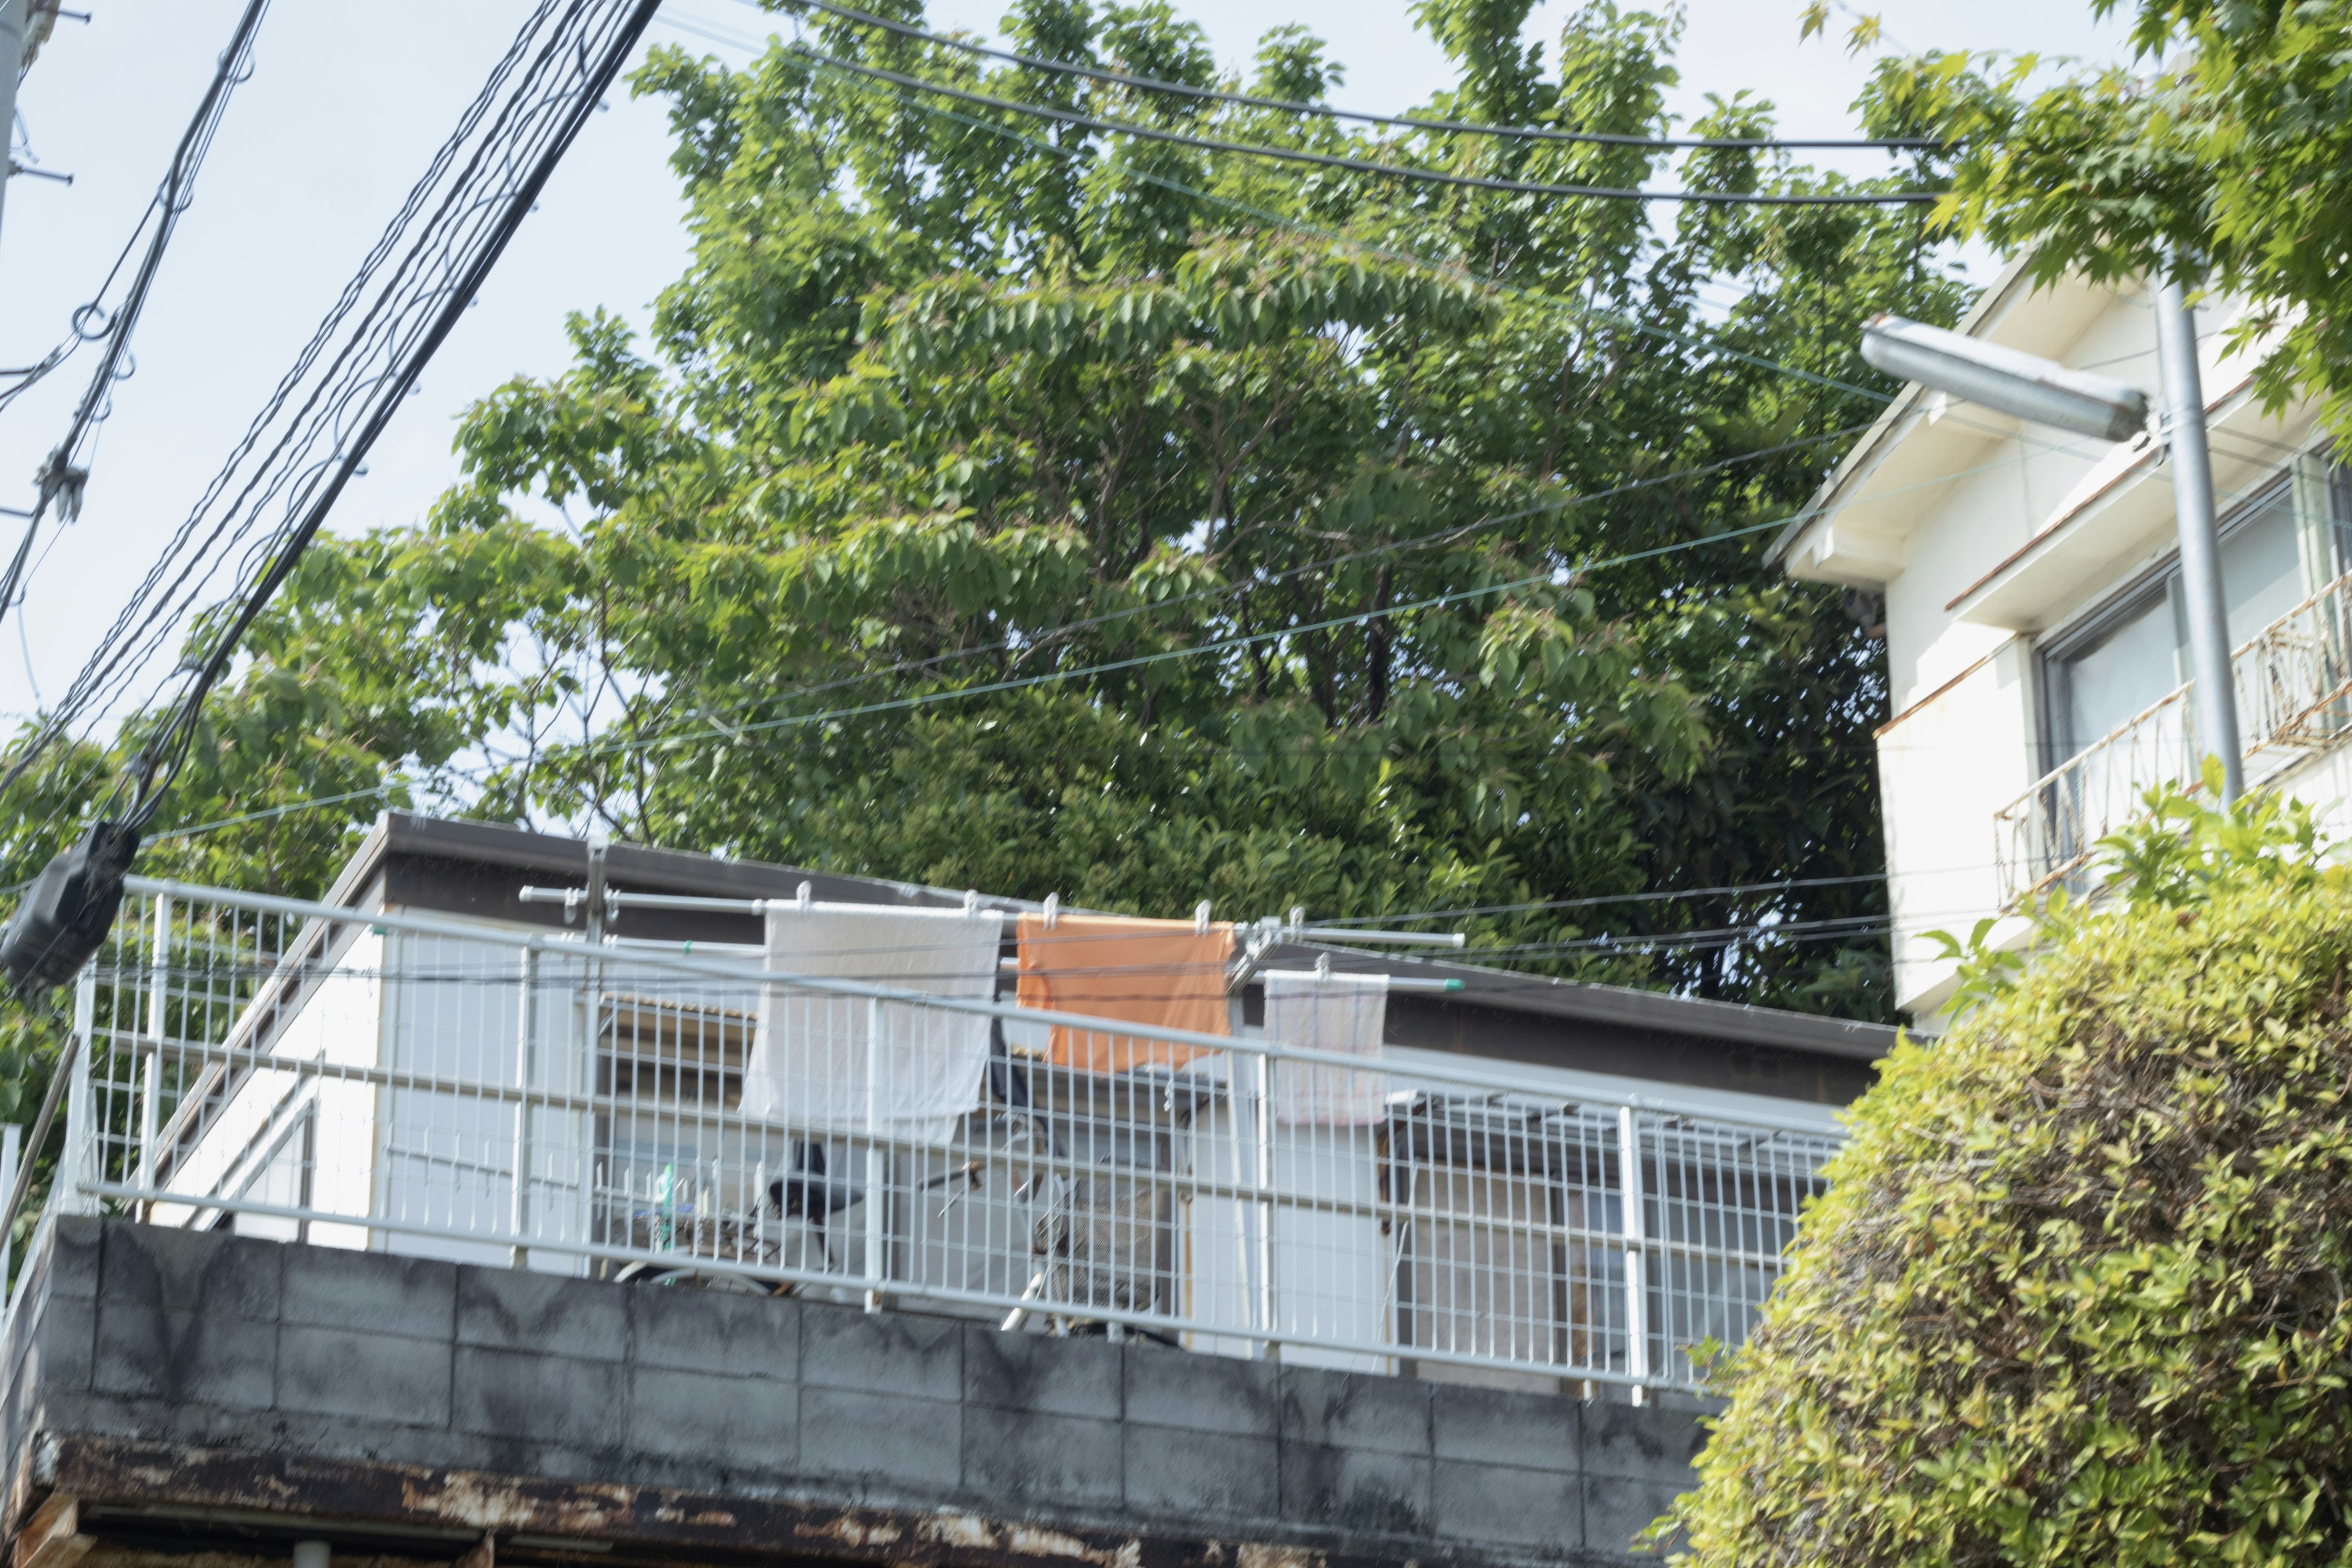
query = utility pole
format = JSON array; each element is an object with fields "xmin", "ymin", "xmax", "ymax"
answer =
[
  {"xmin": 2154, "ymin": 263, "xmax": 2242, "ymax": 803},
  {"xmin": 0, "ymin": 0, "xmax": 24, "ymax": 258}
]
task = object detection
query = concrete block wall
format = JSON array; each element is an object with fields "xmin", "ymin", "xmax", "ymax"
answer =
[{"xmin": 2, "ymin": 1219, "xmax": 1706, "ymax": 1568}]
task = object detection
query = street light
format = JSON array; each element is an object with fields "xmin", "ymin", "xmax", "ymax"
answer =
[
  {"xmin": 1859, "ymin": 303, "xmax": 2240, "ymax": 801},
  {"xmin": 1861, "ymin": 314, "xmax": 2150, "ymax": 442}
]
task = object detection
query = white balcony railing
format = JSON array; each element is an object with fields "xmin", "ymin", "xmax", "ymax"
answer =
[
  {"xmin": 18, "ymin": 875, "xmax": 1842, "ymax": 1399},
  {"xmin": 1997, "ymin": 570, "xmax": 2352, "ymax": 903}
]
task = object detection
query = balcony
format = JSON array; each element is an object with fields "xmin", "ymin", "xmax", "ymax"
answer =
[
  {"xmin": 21, "ymin": 874, "xmax": 1844, "ymax": 1402},
  {"xmin": 1996, "ymin": 568, "xmax": 2352, "ymax": 903}
]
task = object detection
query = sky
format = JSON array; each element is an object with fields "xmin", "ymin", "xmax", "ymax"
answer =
[{"xmin": 0, "ymin": 0, "xmax": 2140, "ymax": 733}]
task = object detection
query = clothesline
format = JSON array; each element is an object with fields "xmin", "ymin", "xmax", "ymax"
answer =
[{"xmin": 737, "ymin": 897, "xmax": 1402, "ymax": 1144}]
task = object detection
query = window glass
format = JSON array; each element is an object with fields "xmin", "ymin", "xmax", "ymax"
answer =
[
  {"xmin": 2060, "ymin": 592, "xmax": 2180, "ymax": 755},
  {"xmin": 2220, "ymin": 487, "xmax": 2307, "ymax": 647},
  {"xmin": 2047, "ymin": 453, "xmax": 2346, "ymax": 766}
]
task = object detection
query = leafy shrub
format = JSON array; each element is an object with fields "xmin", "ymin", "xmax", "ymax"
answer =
[{"xmin": 1654, "ymin": 775, "xmax": 2352, "ymax": 1565}]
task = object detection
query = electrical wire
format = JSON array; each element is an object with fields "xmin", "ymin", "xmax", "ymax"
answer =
[
  {"xmin": 0, "ymin": 0, "xmax": 272, "ymax": 643},
  {"xmin": 741, "ymin": 0, "xmax": 1948, "ymax": 154},
  {"xmin": 636, "ymin": 417, "xmax": 1885, "ymax": 758},
  {"xmin": 1311, "ymin": 874, "xmax": 1888, "ymax": 924},
  {"xmin": 786, "ymin": 42, "xmax": 1945, "ymax": 207},
  {"xmin": 7, "ymin": 8, "xmax": 587, "ymax": 771},
  {"xmin": 124, "ymin": 0, "xmax": 670, "ymax": 828},
  {"xmin": 496, "ymin": 407, "xmax": 2286, "ymax": 774},
  {"xmin": 0, "ymin": 0, "xmax": 670, "ymax": 829}
]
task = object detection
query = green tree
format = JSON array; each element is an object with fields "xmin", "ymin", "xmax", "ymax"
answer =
[
  {"xmin": 5, "ymin": 0, "xmax": 1966, "ymax": 1035},
  {"xmin": 1858, "ymin": 0, "xmax": 2352, "ymax": 434},
  {"xmin": 1654, "ymin": 775, "xmax": 2352, "ymax": 1566}
]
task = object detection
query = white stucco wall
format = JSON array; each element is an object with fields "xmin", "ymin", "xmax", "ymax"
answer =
[{"xmin": 1789, "ymin": 272, "xmax": 2315, "ymax": 1022}]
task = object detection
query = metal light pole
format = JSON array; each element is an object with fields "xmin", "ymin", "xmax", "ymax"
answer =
[
  {"xmin": 2152, "ymin": 269, "xmax": 2241, "ymax": 802},
  {"xmin": 1863, "ymin": 306, "xmax": 2242, "ymax": 801}
]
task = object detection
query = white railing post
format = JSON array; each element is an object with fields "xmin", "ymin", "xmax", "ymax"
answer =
[
  {"xmin": 510, "ymin": 946, "xmax": 537, "ymax": 1268},
  {"xmin": 1618, "ymin": 1105, "xmax": 1649, "ymax": 1405},
  {"xmin": 1254, "ymin": 1047, "xmax": 1279, "ymax": 1360},
  {"xmin": 864, "ymin": 993, "xmax": 886, "ymax": 1312},
  {"xmin": 62, "ymin": 967, "xmax": 97, "ymax": 1216},
  {"xmin": 137, "ymin": 894, "xmax": 169, "ymax": 1213}
]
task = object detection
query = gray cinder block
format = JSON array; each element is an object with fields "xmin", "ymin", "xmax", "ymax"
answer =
[
  {"xmin": 629, "ymin": 1283, "xmax": 799, "ymax": 1382},
  {"xmin": 453, "ymin": 1346, "xmax": 627, "ymax": 1450},
  {"xmin": 627, "ymin": 1363, "xmax": 799, "ymax": 1471},
  {"xmin": 1123, "ymin": 1342, "xmax": 1277, "ymax": 1438},
  {"xmin": 102, "ymin": 1220, "xmax": 282, "ymax": 1322},
  {"xmin": 797, "ymin": 1384, "xmax": 964, "ymax": 1494},
  {"xmin": 1280, "ymin": 1441, "xmax": 1433, "ymax": 1535},
  {"xmin": 458, "ymin": 1267, "xmax": 628, "ymax": 1362},
  {"xmin": 1583, "ymin": 1474, "xmax": 1691, "ymax": 1562},
  {"xmin": 1580, "ymin": 1399, "xmax": 1707, "ymax": 1484},
  {"xmin": 1432, "ymin": 1458, "xmax": 1580, "ymax": 1552},
  {"xmin": 963, "ymin": 1324, "xmax": 1122, "ymax": 1422},
  {"xmin": 1280, "ymin": 1364, "xmax": 1433, "ymax": 1457},
  {"xmin": 1121, "ymin": 1423, "xmax": 1280, "ymax": 1521},
  {"xmin": 92, "ymin": 1302, "xmax": 274, "ymax": 1412},
  {"xmin": 281, "ymin": 1244, "xmax": 456, "ymax": 1340},
  {"xmin": 961, "ymin": 1404, "xmax": 1125, "ymax": 1507},
  {"xmin": 1431, "ymin": 1381, "xmax": 1580, "ymax": 1472},
  {"xmin": 46, "ymin": 1216, "xmax": 102, "ymax": 1302},
  {"xmin": 277, "ymin": 1322, "xmax": 453, "ymax": 1427},
  {"xmin": 801, "ymin": 1300, "xmax": 962, "ymax": 1401}
]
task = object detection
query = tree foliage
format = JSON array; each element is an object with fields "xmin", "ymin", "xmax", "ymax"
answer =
[
  {"xmin": 1655, "ymin": 776, "xmax": 2352, "ymax": 1566},
  {"xmin": 4, "ymin": 0, "xmax": 1968, "ymax": 1047},
  {"xmin": 1862, "ymin": 0, "xmax": 2352, "ymax": 435}
]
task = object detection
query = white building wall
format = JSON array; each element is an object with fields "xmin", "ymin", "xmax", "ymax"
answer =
[{"xmin": 1791, "ymin": 272, "xmax": 2294, "ymax": 1022}]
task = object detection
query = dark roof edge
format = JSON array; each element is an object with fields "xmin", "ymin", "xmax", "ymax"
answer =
[
  {"xmin": 340, "ymin": 812, "xmax": 1898, "ymax": 1065},
  {"xmin": 352, "ymin": 810, "xmax": 1047, "ymax": 913},
  {"xmin": 1268, "ymin": 941, "xmax": 1898, "ymax": 1062}
]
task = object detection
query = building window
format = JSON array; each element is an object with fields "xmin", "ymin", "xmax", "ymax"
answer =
[{"xmin": 2043, "ymin": 451, "xmax": 2351, "ymax": 764}]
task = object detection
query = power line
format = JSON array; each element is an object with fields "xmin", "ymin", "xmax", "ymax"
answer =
[
  {"xmin": 0, "ymin": 0, "xmax": 272, "ymax": 643},
  {"xmin": 628, "ymin": 418, "xmax": 1884, "ymax": 759},
  {"xmin": 493, "ymin": 416, "xmax": 2220, "ymax": 775},
  {"xmin": 788, "ymin": 43, "xmax": 1943, "ymax": 208},
  {"xmin": 146, "ymin": 783, "xmax": 401, "ymax": 843},
  {"xmin": 673, "ymin": 11, "xmax": 1934, "ymax": 412},
  {"xmin": 118, "ymin": 0, "xmax": 670, "ymax": 831},
  {"xmin": 1, "ymin": 0, "xmax": 670, "ymax": 829},
  {"xmin": 488, "ymin": 510, "xmax": 1791, "ymax": 771},
  {"xmin": 1312, "ymin": 873, "xmax": 1888, "ymax": 924},
  {"xmin": 791, "ymin": 47, "xmax": 1926, "ymax": 411},
  {"xmin": 750, "ymin": 0, "xmax": 1946, "ymax": 154}
]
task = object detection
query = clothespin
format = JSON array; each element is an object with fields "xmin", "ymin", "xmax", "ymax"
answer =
[
  {"xmin": 1194, "ymin": 900, "xmax": 1213, "ymax": 936},
  {"xmin": 796, "ymin": 881, "xmax": 813, "ymax": 910},
  {"xmin": 1288, "ymin": 905, "xmax": 1306, "ymax": 936},
  {"xmin": 1042, "ymin": 893, "xmax": 1059, "ymax": 930},
  {"xmin": 1316, "ymin": 951, "xmax": 1331, "ymax": 981},
  {"xmin": 963, "ymin": 888, "xmax": 981, "ymax": 914}
]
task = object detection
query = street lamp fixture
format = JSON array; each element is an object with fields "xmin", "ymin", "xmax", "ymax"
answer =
[
  {"xmin": 1858, "ymin": 296, "xmax": 2241, "ymax": 802},
  {"xmin": 1860, "ymin": 314, "xmax": 2150, "ymax": 443}
]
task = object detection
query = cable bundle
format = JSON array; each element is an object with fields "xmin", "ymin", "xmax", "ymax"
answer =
[
  {"xmin": 4, "ymin": 0, "xmax": 663, "ymax": 828},
  {"xmin": 0, "ymin": 0, "xmax": 271, "ymax": 639},
  {"xmin": 0, "ymin": 0, "xmax": 664, "ymax": 993}
]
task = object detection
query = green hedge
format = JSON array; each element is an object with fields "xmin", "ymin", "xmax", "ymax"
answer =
[{"xmin": 1657, "ymin": 785, "xmax": 2352, "ymax": 1566}]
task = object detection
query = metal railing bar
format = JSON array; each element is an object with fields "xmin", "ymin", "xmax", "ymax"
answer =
[
  {"xmin": 74, "ymin": 1178, "xmax": 1670, "ymax": 1392},
  {"xmin": 102, "ymin": 1031, "xmax": 1804, "ymax": 1271},
  {"xmin": 113, "ymin": 879, "xmax": 1845, "ymax": 1137}
]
